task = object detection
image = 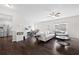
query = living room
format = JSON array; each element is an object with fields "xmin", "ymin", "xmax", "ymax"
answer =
[{"xmin": 0, "ymin": 4, "xmax": 79, "ymax": 55}]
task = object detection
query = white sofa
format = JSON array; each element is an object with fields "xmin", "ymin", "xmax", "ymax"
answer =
[
  {"xmin": 36, "ymin": 31, "xmax": 55, "ymax": 42},
  {"xmin": 55, "ymin": 30, "xmax": 69, "ymax": 40}
]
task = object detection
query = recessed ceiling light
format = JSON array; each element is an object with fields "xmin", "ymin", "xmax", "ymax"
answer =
[{"xmin": 5, "ymin": 4, "xmax": 13, "ymax": 8}]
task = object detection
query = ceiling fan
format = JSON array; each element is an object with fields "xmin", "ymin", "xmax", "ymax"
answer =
[{"xmin": 49, "ymin": 10, "xmax": 61, "ymax": 17}]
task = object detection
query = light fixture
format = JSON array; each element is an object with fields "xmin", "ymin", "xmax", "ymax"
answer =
[
  {"xmin": 5, "ymin": 4, "xmax": 13, "ymax": 8},
  {"xmin": 49, "ymin": 10, "xmax": 61, "ymax": 17}
]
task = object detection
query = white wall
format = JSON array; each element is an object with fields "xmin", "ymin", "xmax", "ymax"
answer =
[{"xmin": 34, "ymin": 15, "xmax": 79, "ymax": 38}]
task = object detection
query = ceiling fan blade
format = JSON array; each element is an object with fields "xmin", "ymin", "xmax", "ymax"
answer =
[
  {"xmin": 55, "ymin": 12, "xmax": 61, "ymax": 17},
  {"xmin": 49, "ymin": 12, "xmax": 55, "ymax": 16}
]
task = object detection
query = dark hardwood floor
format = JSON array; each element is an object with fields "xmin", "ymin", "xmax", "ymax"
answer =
[{"xmin": 0, "ymin": 37, "xmax": 79, "ymax": 55}]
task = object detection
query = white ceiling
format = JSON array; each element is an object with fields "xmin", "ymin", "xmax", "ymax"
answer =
[
  {"xmin": 14, "ymin": 4, "xmax": 79, "ymax": 16},
  {"xmin": 0, "ymin": 4, "xmax": 79, "ymax": 24},
  {"xmin": 13, "ymin": 4, "xmax": 79, "ymax": 22}
]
